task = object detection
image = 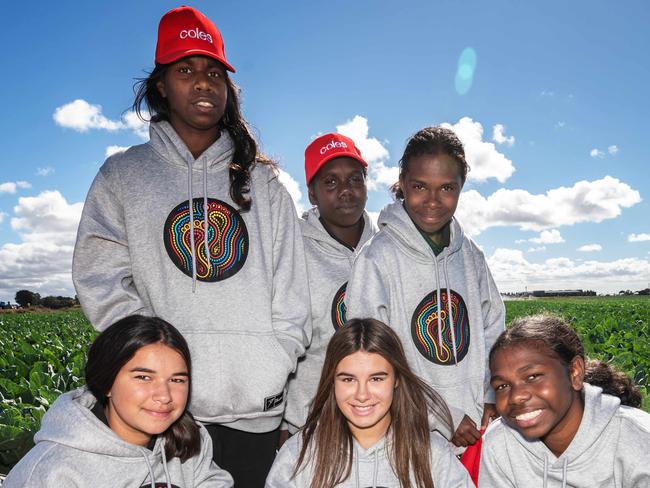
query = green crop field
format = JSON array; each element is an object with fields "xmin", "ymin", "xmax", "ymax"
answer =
[{"xmin": 1, "ymin": 296, "xmax": 649, "ymax": 472}]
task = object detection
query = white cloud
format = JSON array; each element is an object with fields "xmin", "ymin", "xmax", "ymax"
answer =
[
  {"xmin": 555, "ymin": 121, "xmax": 566, "ymax": 129},
  {"xmin": 488, "ymin": 248, "xmax": 650, "ymax": 294},
  {"xmin": 590, "ymin": 148, "xmax": 605, "ymax": 158},
  {"xmin": 527, "ymin": 246, "xmax": 546, "ymax": 253},
  {"xmin": 456, "ymin": 176, "xmax": 641, "ymax": 236},
  {"xmin": 0, "ymin": 211, "xmax": 6, "ymax": 223},
  {"xmin": 578, "ymin": 244, "xmax": 602, "ymax": 252},
  {"xmin": 335, "ymin": 115, "xmax": 395, "ymax": 191},
  {"xmin": 106, "ymin": 145, "xmax": 130, "ymax": 158},
  {"xmin": 278, "ymin": 169, "xmax": 307, "ymax": 216},
  {"xmin": 529, "ymin": 229, "xmax": 564, "ymax": 244},
  {"xmin": 0, "ymin": 191, "xmax": 83, "ymax": 301},
  {"xmin": 53, "ymin": 99, "xmax": 149, "ymax": 139},
  {"xmin": 36, "ymin": 166, "xmax": 54, "ymax": 176},
  {"xmin": 608, "ymin": 145, "xmax": 619, "ymax": 155},
  {"xmin": 442, "ymin": 117, "xmax": 515, "ymax": 183},
  {"xmin": 492, "ymin": 124, "xmax": 515, "ymax": 146},
  {"xmin": 629, "ymin": 233, "xmax": 650, "ymax": 242},
  {"xmin": 0, "ymin": 181, "xmax": 31, "ymax": 194}
]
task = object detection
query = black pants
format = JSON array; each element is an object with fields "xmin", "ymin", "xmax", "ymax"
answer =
[{"xmin": 204, "ymin": 423, "xmax": 280, "ymax": 488}]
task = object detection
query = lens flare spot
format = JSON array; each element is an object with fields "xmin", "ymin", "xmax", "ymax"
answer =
[{"xmin": 455, "ymin": 47, "xmax": 477, "ymax": 95}]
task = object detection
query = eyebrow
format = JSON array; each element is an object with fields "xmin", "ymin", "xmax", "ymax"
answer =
[
  {"xmin": 491, "ymin": 363, "xmax": 543, "ymax": 382},
  {"xmin": 128, "ymin": 367, "xmax": 189, "ymax": 377},
  {"xmin": 336, "ymin": 371, "xmax": 389, "ymax": 377}
]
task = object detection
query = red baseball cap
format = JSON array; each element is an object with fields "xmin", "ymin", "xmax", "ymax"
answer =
[
  {"xmin": 155, "ymin": 5, "xmax": 235, "ymax": 72},
  {"xmin": 305, "ymin": 133, "xmax": 368, "ymax": 185}
]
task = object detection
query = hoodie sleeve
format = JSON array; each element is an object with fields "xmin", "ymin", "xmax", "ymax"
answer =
[
  {"xmin": 478, "ymin": 253, "xmax": 505, "ymax": 404},
  {"xmin": 264, "ymin": 435, "xmax": 300, "ymax": 488},
  {"xmin": 429, "ymin": 432, "xmax": 474, "ymax": 487},
  {"xmin": 345, "ymin": 245, "xmax": 391, "ymax": 323},
  {"xmin": 194, "ymin": 426, "xmax": 234, "ymax": 487},
  {"xmin": 72, "ymin": 166, "xmax": 151, "ymax": 331},
  {"xmin": 478, "ymin": 427, "xmax": 517, "ymax": 487},
  {"xmin": 269, "ymin": 175, "xmax": 312, "ymax": 361}
]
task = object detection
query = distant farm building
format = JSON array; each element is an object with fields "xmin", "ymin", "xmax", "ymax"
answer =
[{"xmin": 531, "ymin": 289, "xmax": 597, "ymax": 297}]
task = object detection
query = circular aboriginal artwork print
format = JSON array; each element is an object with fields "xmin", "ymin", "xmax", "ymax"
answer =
[
  {"xmin": 330, "ymin": 282, "xmax": 348, "ymax": 330},
  {"xmin": 410, "ymin": 289, "xmax": 470, "ymax": 365},
  {"xmin": 163, "ymin": 198, "xmax": 248, "ymax": 282}
]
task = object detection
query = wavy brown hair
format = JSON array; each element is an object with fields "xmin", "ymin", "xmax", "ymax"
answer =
[
  {"xmin": 132, "ymin": 61, "xmax": 276, "ymax": 212},
  {"xmin": 295, "ymin": 318, "xmax": 452, "ymax": 488}
]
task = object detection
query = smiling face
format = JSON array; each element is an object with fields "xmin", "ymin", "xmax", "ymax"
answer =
[
  {"xmin": 309, "ymin": 157, "xmax": 368, "ymax": 230},
  {"xmin": 399, "ymin": 153, "xmax": 463, "ymax": 244},
  {"xmin": 490, "ymin": 343, "xmax": 585, "ymax": 456},
  {"xmin": 156, "ymin": 55, "xmax": 228, "ymax": 151},
  {"xmin": 334, "ymin": 350, "xmax": 396, "ymax": 448},
  {"xmin": 105, "ymin": 343, "xmax": 189, "ymax": 446}
]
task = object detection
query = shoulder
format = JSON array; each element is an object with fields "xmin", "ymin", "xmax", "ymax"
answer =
[
  {"xmin": 357, "ymin": 230, "xmax": 395, "ymax": 261},
  {"xmin": 482, "ymin": 417, "xmax": 512, "ymax": 451},
  {"xmin": 100, "ymin": 142, "xmax": 152, "ymax": 173},
  {"xmin": 4, "ymin": 442, "xmax": 72, "ymax": 487},
  {"xmin": 615, "ymin": 405, "xmax": 650, "ymax": 439}
]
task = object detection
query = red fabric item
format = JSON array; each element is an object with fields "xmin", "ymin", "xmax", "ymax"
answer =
[
  {"xmin": 460, "ymin": 428, "xmax": 485, "ymax": 487},
  {"xmin": 155, "ymin": 5, "xmax": 235, "ymax": 72},
  {"xmin": 304, "ymin": 133, "xmax": 367, "ymax": 185}
]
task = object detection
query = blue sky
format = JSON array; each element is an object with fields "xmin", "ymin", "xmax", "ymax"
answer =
[{"xmin": 1, "ymin": 0, "xmax": 649, "ymax": 302}]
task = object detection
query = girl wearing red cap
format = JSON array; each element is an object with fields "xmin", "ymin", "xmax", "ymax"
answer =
[{"xmin": 72, "ymin": 6, "xmax": 311, "ymax": 486}]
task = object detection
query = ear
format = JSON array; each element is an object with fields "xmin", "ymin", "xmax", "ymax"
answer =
[
  {"xmin": 307, "ymin": 183, "xmax": 318, "ymax": 206},
  {"xmin": 569, "ymin": 356, "xmax": 585, "ymax": 391},
  {"xmin": 156, "ymin": 80, "xmax": 167, "ymax": 98}
]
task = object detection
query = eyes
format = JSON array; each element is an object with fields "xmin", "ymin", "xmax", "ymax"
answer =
[
  {"xmin": 133, "ymin": 374, "xmax": 188, "ymax": 384},
  {"xmin": 411, "ymin": 183, "xmax": 457, "ymax": 192},
  {"xmin": 493, "ymin": 373, "xmax": 544, "ymax": 392},
  {"xmin": 338, "ymin": 375, "xmax": 386, "ymax": 383},
  {"xmin": 322, "ymin": 174, "xmax": 365, "ymax": 189},
  {"xmin": 175, "ymin": 65, "xmax": 224, "ymax": 79}
]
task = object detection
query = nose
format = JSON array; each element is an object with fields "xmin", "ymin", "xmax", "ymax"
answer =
[
  {"xmin": 424, "ymin": 189, "xmax": 441, "ymax": 207},
  {"xmin": 509, "ymin": 383, "xmax": 531, "ymax": 405},
  {"xmin": 152, "ymin": 381, "xmax": 172, "ymax": 404},
  {"xmin": 194, "ymin": 71, "xmax": 212, "ymax": 91},
  {"xmin": 354, "ymin": 381, "xmax": 371, "ymax": 403}
]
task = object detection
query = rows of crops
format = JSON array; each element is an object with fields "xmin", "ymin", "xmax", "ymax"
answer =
[{"xmin": 1, "ymin": 296, "xmax": 649, "ymax": 472}]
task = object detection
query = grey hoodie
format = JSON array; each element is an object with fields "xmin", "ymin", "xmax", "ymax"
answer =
[
  {"xmin": 72, "ymin": 122, "xmax": 311, "ymax": 431},
  {"xmin": 284, "ymin": 208, "xmax": 377, "ymax": 432},
  {"xmin": 265, "ymin": 431, "xmax": 472, "ymax": 487},
  {"xmin": 3, "ymin": 388, "xmax": 233, "ymax": 488},
  {"xmin": 345, "ymin": 202, "xmax": 505, "ymax": 431},
  {"xmin": 480, "ymin": 383, "xmax": 650, "ymax": 487}
]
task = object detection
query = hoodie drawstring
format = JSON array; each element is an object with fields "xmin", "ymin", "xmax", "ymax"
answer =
[
  {"xmin": 372, "ymin": 448, "xmax": 378, "ymax": 488},
  {"xmin": 203, "ymin": 157, "xmax": 210, "ymax": 264},
  {"xmin": 161, "ymin": 442, "xmax": 172, "ymax": 488},
  {"xmin": 354, "ymin": 444, "xmax": 359, "ymax": 488},
  {"xmin": 443, "ymin": 258, "xmax": 459, "ymax": 365},
  {"xmin": 139, "ymin": 448, "xmax": 156, "ymax": 488},
  {"xmin": 543, "ymin": 455, "xmax": 548, "ymax": 488},
  {"xmin": 562, "ymin": 457, "xmax": 568, "ymax": 488},
  {"xmin": 188, "ymin": 162, "xmax": 197, "ymax": 292},
  {"xmin": 353, "ymin": 444, "xmax": 379, "ymax": 488},
  {"xmin": 433, "ymin": 258, "xmax": 444, "ymax": 357}
]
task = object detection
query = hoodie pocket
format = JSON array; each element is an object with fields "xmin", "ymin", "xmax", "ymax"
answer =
[{"xmin": 185, "ymin": 331, "xmax": 295, "ymax": 421}]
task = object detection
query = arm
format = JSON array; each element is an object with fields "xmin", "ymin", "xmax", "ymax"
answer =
[
  {"xmin": 479, "ymin": 255, "xmax": 505, "ymax": 405},
  {"xmin": 193, "ymin": 426, "xmax": 234, "ymax": 487},
  {"xmin": 269, "ymin": 176, "xmax": 312, "ymax": 361},
  {"xmin": 344, "ymin": 246, "xmax": 390, "ymax": 323},
  {"xmin": 72, "ymin": 167, "xmax": 151, "ymax": 331}
]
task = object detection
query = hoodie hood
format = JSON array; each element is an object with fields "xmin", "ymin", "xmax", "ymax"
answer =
[
  {"xmin": 301, "ymin": 207, "xmax": 376, "ymax": 260},
  {"xmin": 377, "ymin": 201, "xmax": 464, "ymax": 263},
  {"xmin": 149, "ymin": 120, "xmax": 234, "ymax": 172}
]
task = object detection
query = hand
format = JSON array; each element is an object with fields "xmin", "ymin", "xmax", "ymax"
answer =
[
  {"xmin": 451, "ymin": 415, "xmax": 482, "ymax": 447},
  {"xmin": 481, "ymin": 403, "xmax": 498, "ymax": 429},
  {"xmin": 278, "ymin": 429, "xmax": 290, "ymax": 449}
]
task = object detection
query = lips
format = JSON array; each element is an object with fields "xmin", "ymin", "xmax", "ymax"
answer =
[
  {"xmin": 144, "ymin": 408, "xmax": 174, "ymax": 418},
  {"xmin": 349, "ymin": 403, "xmax": 377, "ymax": 417},
  {"xmin": 511, "ymin": 408, "xmax": 543, "ymax": 427}
]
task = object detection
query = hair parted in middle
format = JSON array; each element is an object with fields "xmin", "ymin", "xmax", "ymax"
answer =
[
  {"xmin": 295, "ymin": 318, "xmax": 452, "ymax": 488},
  {"xmin": 132, "ymin": 63, "xmax": 276, "ymax": 212},
  {"xmin": 391, "ymin": 125, "xmax": 470, "ymax": 200},
  {"xmin": 85, "ymin": 314, "xmax": 201, "ymax": 461}
]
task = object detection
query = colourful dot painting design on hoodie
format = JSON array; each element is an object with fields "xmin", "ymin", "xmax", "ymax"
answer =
[
  {"xmin": 164, "ymin": 198, "xmax": 248, "ymax": 282},
  {"xmin": 410, "ymin": 289, "xmax": 470, "ymax": 365},
  {"xmin": 330, "ymin": 282, "xmax": 348, "ymax": 330}
]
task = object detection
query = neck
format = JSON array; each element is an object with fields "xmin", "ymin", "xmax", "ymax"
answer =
[
  {"xmin": 172, "ymin": 124, "xmax": 221, "ymax": 159},
  {"xmin": 350, "ymin": 416, "xmax": 391, "ymax": 450},
  {"xmin": 320, "ymin": 217, "xmax": 364, "ymax": 249}
]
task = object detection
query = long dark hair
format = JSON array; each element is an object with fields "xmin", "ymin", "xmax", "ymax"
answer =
[
  {"xmin": 295, "ymin": 318, "xmax": 452, "ymax": 488},
  {"xmin": 490, "ymin": 314, "xmax": 641, "ymax": 407},
  {"xmin": 132, "ymin": 63, "xmax": 275, "ymax": 212},
  {"xmin": 391, "ymin": 126, "xmax": 469, "ymax": 199},
  {"xmin": 85, "ymin": 315, "xmax": 201, "ymax": 461}
]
